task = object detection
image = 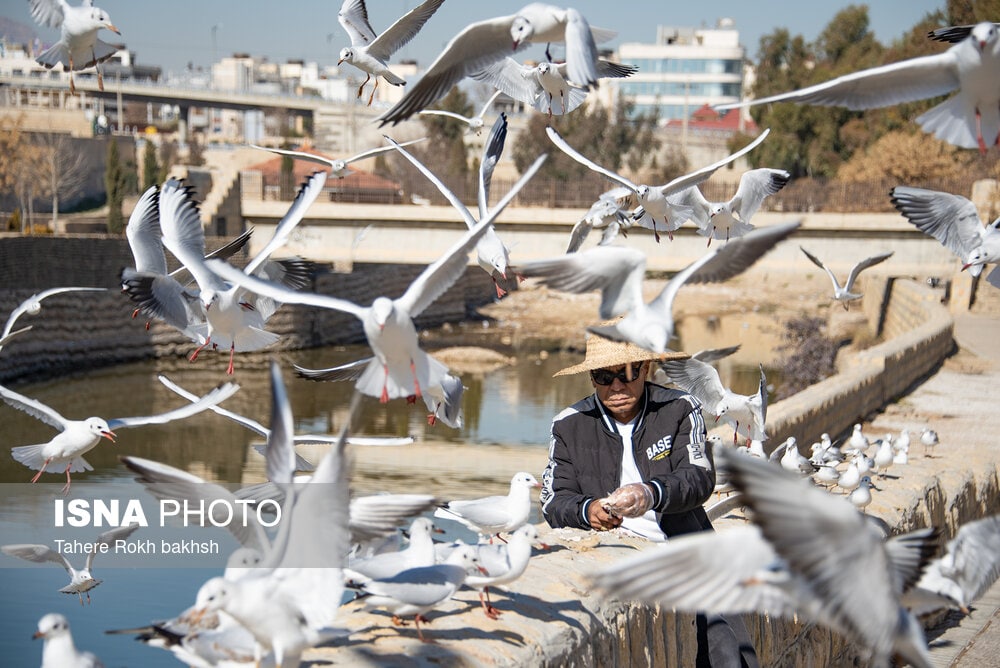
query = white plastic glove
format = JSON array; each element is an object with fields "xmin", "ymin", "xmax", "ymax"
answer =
[{"xmin": 604, "ymin": 483, "xmax": 654, "ymax": 518}]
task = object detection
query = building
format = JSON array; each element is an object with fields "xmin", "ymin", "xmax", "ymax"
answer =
[{"xmin": 613, "ymin": 19, "xmax": 744, "ymax": 122}]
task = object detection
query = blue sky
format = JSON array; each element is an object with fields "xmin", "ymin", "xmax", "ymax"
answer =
[{"xmin": 4, "ymin": 1, "xmax": 946, "ymax": 76}]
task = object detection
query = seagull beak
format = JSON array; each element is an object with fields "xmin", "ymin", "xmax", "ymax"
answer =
[
  {"xmin": 512, "ymin": 39, "xmax": 520, "ymax": 50},
  {"xmin": 337, "ymin": 58, "xmax": 345, "ymax": 66},
  {"xmin": 32, "ymin": 631, "xmax": 44, "ymax": 640},
  {"xmin": 961, "ymin": 262, "xmax": 971, "ymax": 271},
  {"xmin": 477, "ymin": 565, "xmax": 490, "ymax": 575},
  {"xmin": 107, "ymin": 23, "xmax": 121, "ymax": 35},
  {"xmin": 102, "ymin": 430, "xmax": 117, "ymax": 443}
]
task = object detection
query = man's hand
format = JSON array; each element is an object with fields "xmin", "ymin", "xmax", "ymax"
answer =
[
  {"xmin": 605, "ymin": 483, "xmax": 654, "ymax": 518},
  {"xmin": 588, "ymin": 499, "xmax": 623, "ymax": 531}
]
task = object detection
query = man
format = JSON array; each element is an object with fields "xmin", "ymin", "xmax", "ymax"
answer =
[{"xmin": 541, "ymin": 333, "xmax": 758, "ymax": 668}]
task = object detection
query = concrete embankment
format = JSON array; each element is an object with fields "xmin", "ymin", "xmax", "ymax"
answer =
[{"xmin": 309, "ymin": 280, "xmax": 1000, "ymax": 666}]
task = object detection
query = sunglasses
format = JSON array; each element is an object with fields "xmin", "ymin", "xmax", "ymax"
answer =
[{"xmin": 590, "ymin": 362, "xmax": 646, "ymax": 386}]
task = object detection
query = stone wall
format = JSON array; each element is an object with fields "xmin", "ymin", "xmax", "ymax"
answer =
[{"xmin": 0, "ymin": 235, "xmax": 496, "ymax": 384}]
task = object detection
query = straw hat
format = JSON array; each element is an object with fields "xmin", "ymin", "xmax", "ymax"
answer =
[{"xmin": 553, "ymin": 331, "xmax": 688, "ymax": 377}]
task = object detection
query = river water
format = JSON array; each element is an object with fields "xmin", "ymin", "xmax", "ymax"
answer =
[{"xmin": 0, "ymin": 313, "xmax": 784, "ymax": 666}]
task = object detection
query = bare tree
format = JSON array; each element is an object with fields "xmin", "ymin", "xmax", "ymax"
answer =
[{"xmin": 34, "ymin": 131, "xmax": 89, "ymax": 229}]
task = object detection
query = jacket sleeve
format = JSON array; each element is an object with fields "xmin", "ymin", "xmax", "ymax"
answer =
[
  {"xmin": 648, "ymin": 396, "xmax": 715, "ymax": 514},
  {"xmin": 540, "ymin": 421, "xmax": 594, "ymax": 530}
]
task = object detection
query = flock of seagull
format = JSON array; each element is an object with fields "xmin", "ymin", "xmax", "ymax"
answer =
[{"xmin": 13, "ymin": 0, "xmax": 1000, "ymax": 666}]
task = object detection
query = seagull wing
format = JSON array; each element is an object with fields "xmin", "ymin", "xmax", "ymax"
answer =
[
  {"xmin": 378, "ymin": 15, "xmax": 522, "ymax": 126},
  {"xmin": 0, "ymin": 382, "xmax": 68, "ymax": 430},
  {"xmin": 800, "ymin": 246, "xmax": 843, "ymax": 292},
  {"xmin": 243, "ymin": 171, "xmax": 327, "ymax": 276},
  {"xmin": 158, "ymin": 180, "xmax": 226, "ymax": 294},
  {"xmin": 2, "ymin": 287, "xmax": 107, "ymax": 340},
  {"xmin": 157, "ymin": 374, "xmax": 267, "ymax": 438},
  {"xmin": 730, "ymin": 168, "xmax": 791, "ymax": 223},
  {"xmin": 659, "ymin": 356, "xmax": 727, "ymax": 411},
  {"xmin": 337, "ymin": 0, "xmax": 377, "ymax": 46},
  {"xmin": 28, "ymin": 0, "xmax": 64, "ymax": 29},
  {"xmin": 366, "ymin": 0, "xmax": 446, "ymax": 61},
  {"xmin": 672, "ymin": 186, "xmax": 712, "ymax": 229},
  {"xmin": 344, "ymin": 138, "xmax": 426, "ymax": 165},
  {"xmin": 107, "ymin": 382, "xmax": 239, "ymax": 430},
  {"xmin": 692, "ymin": 345, "xmax": 741, "ymax": 364},
  {"xmin": 928, "ymin": 23, "xmax": 1000, "ymax": 43},
  {"xmin": 937, "ymin": 514, "xmax": 1000, "ymax": 606},
  {"xmin": 1, "ymin": 543, "xmax": 73, "ymax": 573},
  {"xmin": 717, "ymin": 52, "xmax": 960, "ymax": 111},
  {"xmin": 387, "ymin": 135, "xmax": 477, "ymax": 230},
  {"xmin": 264, "ymin": 360, "xmax": 296, "ymax": 485},
  {"xmin": 545, "ymin": 126, "xmax": 637, "ymax": 193},
  {"xmin": 890, "ymin": 186, "xmax": 985, "ymax": 260},
  {"xmin": 395, "ymin": 150, "xmax": 547, "ymax": 318},
  {"xmin": 125, "ymin": 186, "xmax": 166, "ymax": 275},
  {"xmin": 294, "ymin": 357, "xmax": 374, "ymax": 382},
  {"xmin": 478, "ymin": 113, "xmax": 507, "ymax": 219},
  {"xmin": 843, "ymin": 252, "xmax": 894, "ymax": 292},
  {"xmin": 589, "ymin": 525, "xmax": 802, "ymax": 617},
  {"xmin": 472, "ymin": 58, "xmax": 543, "ymax": 109},
  {"xmin": 248, "ymin": 144, "xmax": 335, "ymax": 170},
  {"xmin": 516, "ymin": 245, "xmax": 647, "ymax": 320},
  {"xmin": 87, "ymin": 524, "xmax": 141, "ymax": 571},
  {"xmin": 656, "ymin": 129, "xmax": 772, "ymax": 198},
  {"xmin": 205, "ymin": 260, "xmax": 366, "ymax": 317},
  {"xmin": 349, "ymin": 494, "xmax": 439, "ymax": 546},
  {"xmin": 121, "ymin": 456, "xmax": 270, "ymax": 553}
]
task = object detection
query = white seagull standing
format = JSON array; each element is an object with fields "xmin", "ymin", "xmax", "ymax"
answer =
[
  {"xmin": 29, "ymin": 0, "xmax": 122, "ymax": 95},
  {"xmin": 515, "ymin": 221, "xmax": 800, "ymax": 354},
  {"xmin": 891, "ymin": 185, "xmax": 1000, "ymax": 287},
  {"xmin": 716, "ymin": 22, "xmax": 1000, "ymax": 153},
  {"xmin": 159, "ymin": 173, "xmax": 325, "ymax": 374},
  {"xmin": 378, "ymin": 4, "xmax": 616, "ymax": 125},
  {"xmin": 0, "ymin": 286, "xmax": 106, "ymax": 354},
  {"xmin": 418, "ymin": 89, "xmax": 503, "ymax": 134},
  {"xmin": 2, "ymin": 524, "xmax": 139, "ymax": 604},
  {"xmin": 546, "ymin": 126, "xmax": 771, "ymax": 242},
  {"xmin": 1, "ymin": 380, "xmax": 238, "ymax": 493},
  {"xmin": 204, "ymin": 150, "xmax": 546, "ymax": 403},
  {"xmin": 472, "ymin": 57, "xmax": 636, "ymax": 116},
  {"xmin": 33, "ymin": 613, "xmax": 103, "ymax": 668},
  {"xmin": 800, "ymin": 246, "xmax": 894, "ymax": 309},
  {"xmin": 433, "ymin": 471, "xmax": 540, "ymax": 541},
  {"xmin": 676, "ymin": 168, "xmax": 791, "ymax": 246},
  {"xmin": 460, "ymin": 523, "xmax": 540, "ymax": 619},
  {"xmin": 249, "ymin": 138, "xmax": 425, "ymax": 179},
  {"xmin": 336, "ymin": 0, "xmax": 447, "ymax": 105}
]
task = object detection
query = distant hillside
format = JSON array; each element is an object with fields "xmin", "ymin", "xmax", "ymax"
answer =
[{"xmin": 0, "ymin": 17, "xmax": 38, "ymax": 47}]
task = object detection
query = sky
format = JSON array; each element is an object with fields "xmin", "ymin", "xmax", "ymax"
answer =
[{"xmin": 3, "ymin": 1, "xmax": 948, "ymax": 76}]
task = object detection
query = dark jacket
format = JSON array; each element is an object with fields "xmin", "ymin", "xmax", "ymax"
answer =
[{"xmin": 540, "ymin": 383, "xmax": 715, "ymax": 537}]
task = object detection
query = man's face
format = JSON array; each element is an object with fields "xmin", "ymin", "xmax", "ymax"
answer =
[{"xmin": 591, "ymin": 361, "xmax": 648, "ymax": 423}]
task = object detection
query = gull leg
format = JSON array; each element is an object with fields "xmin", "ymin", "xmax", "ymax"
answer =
[
  {"xmin": 410, "ymin": 360, "xmax": 422, "ymax": 398},
  {"xmin": 356, "ymin": 74, "xmax": 370, "ymax": 99},
  {"xmin": 976, "ymin": 108, "xmax": 987, "ymax": 155},
  {"xmin": 380, "ymin": 365, "xmax": 390, "ymax": 403},
  {"xmin": 480, "ymin": 587, "xmax": 501, "ymax": 619},
  {"xmin": 95, "ymin": 50, "xmax": 105, "ymax": 92},
  {"xmin": 706, "ymin": 228, "xmax": 714, "ymax": 248},
  {"xmin": 367, "ymin": 78, "xmax": 379, "ymax": 106},
  {"xmin": 131, "ymin": 308, "xmax": 140, "ymax": 318},
  {"xmin": 227, "ymin": 342, "xmax": 236, "ymax": 376},
  {"xmin": 650, "ymin": 219, "xmax": 660, "ymax": 243},
  {"xmin": 189, "ymin": 337, "xmax": 211, "ymax": 362},
  {"xmin": 414, "ymin": 615, "xmax": 434, "ymax": 643},
  {"xmin": 493, "ymin": 278, "xmax": 507, "ymax": 299},
  {"xmin": 61, "ymin": 465, "xmax": 73, "ymax": 495},
  {"xmin": 30, "ymin": 459, "xmax": 52, "ymax": 483}
]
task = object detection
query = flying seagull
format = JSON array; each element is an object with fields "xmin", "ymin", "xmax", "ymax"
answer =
[{"xmin": 800, "ymin": 246, "xmax": 894, "ymax": 308}]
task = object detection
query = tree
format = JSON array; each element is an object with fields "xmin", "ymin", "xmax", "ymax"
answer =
[
  {"xmin": 141, "ymin": 139, "xmax": 159, "ymax": 192},
  {"xmin": 947, "ymin": 0, "xmax": 1000, "ymax": 25},
  {"xmin": 417, "ymin": 86, "xmax": 474, "ymax": 182},
  {"xmin": 836, "ymin": 130, "xmax": 979, "ymax": 183},
  {"xmin": 158, "ymin": 138, "xmax": 178, "ymax": 183},
  {"xmin": 35, "ymin": 131, "xmax": 88, "ymax": 228},
  {"xmin": 105, "ymin": 139, "xmax": 127, "ymax": 234}
]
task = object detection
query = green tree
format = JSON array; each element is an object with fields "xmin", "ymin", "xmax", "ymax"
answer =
[
  {"xmin": 105, "ymin": 139, "xmax": 127, "ymax": 234},
  {"xmin": 141, "ymin": 139, "xmax": 159, "ymax": 192}
]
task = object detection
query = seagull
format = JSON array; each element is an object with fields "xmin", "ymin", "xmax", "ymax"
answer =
[
  {"xmin": 418, "ymin": 89, "xmax": 503, "ymax": 134},
  {"xmin": 0, "ymin": 286, "xmax": 106, "ymax": 353},
  {"xmin": 676, "ymin": 168, "xmax": 791, "ymax": 246},
  {"xmin": 34, "ymin": 613, "xmax": 103, "ymax": 668},
  {"xmin": 845, "ymin": 423, "xmax": 870, "ymax": 456},
  {"xmin": 460, "ymin": 524, "xmax": 540, "ymax": 619},
  {"xmin": 565, "ymin": 190, "xmax": 632, "ymax": 253},
  {"xmin": 1, "ymin": 380, "xmax": 238, "ymax": 493},
  {"xmin": 2, "ymin": 524, "xmax": 139, "ymax": 604},
  {"xmin": 905, "ymin": 514, "xmax": 1000, "ymax": 616},
  {"xmin": 249, "ymin": 138, "xmax": 425, "ymax": 179},
  {"xmin": 346, "ymin": 516, "xmax": 438, "ymax": 581},
  {"xmin": 336, "ymin": 0, "xmax": 446, "ymax": 105},
  {"xmin": 378, "ymin": 4, "xmax": 616, "ymax": 125},
  {"xmin": 659, "ymin": 345, "xmax": 767, "ymax": 444},
  {"xmin": 872, "ymin": 437, "xmax": 895, "ymax": 479},
  {"xmin": 472, "ymin": 57, "xmax": 636, "ymax": 116},
  {"xmin": 800, "ymin": 246, "xmax": 894, "ymax": 309},
  {"xmin": 348, "ymin": 545, "xmax": 483, "ymax": 642},
  {"xmin": 434, "ymin": 472, "xmax": 540, "ymax": 541},
  {"xmin": 777, "ymin": 437, "xmax": 817, "ymax": 477},
  {"xmin": 515, "ymin": 221, "xmax": 800, "ymax": 354},
  {"xmin": 119, "ymin": 185, "xmax": 252, "ymax": 342},
  {"xmin": 890, "ymin": 185, "xmax": 1000, "ymax": 288},
  {"xmin": 849, "ymin": 475, "xmax": 876, "ymax": 513},
  {"xmin": 393, "ymin": 116, "xmax": 532, "ymax": 298},
  {"xmin": 921, "ymin": 428, "xmax": 940, "ymax": 457},
  {"xmin": 546, "ymin": 126, "xmax": 770, "ymax": 242},
  {"xmin": 29, "ymin": 0, "xmax": 122, "ymax": 95},
  {"xmin": 158, "ymin": 174, "xmax": 325, "ymax": 374},
  {"xmin": 203, "ymin": 148, "xmax": 546, "ymax": 403},
  {"xmin": 835, "ymin": 461, "xmax": 861, "ymax": 495},
  {"xmin": 716, "ymin": 22, "xmax": 1000, "ymax": 153}
]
